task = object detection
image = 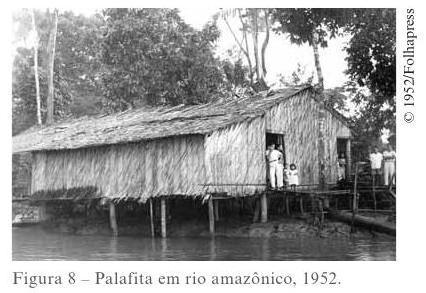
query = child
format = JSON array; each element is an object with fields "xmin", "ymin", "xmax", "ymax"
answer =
[
  {"xmin": 337, "ymin": 153, "xmax": 346, "ymax": 182},
  {"xmin": 288, "ymin": 163, "xmax": 299, "ymax": 191}
]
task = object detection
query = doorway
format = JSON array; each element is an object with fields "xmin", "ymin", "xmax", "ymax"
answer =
[{"xmin": 266, "ymin": 132, "xmax": 286, "ymax": 165}]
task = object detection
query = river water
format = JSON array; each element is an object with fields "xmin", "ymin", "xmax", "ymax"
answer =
[{"xmin": 12, "ymin": 227, "xmax": 395, "ymax": 261}]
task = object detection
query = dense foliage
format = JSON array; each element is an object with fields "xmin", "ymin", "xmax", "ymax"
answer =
[
  {"xmin": 272, "ymin": 8, "xmax": 347, "ymax": 47},
  {"xmin": 12, "ymin": 47, "xmax": 72, "ymax": 134},
  {"xmin": 344, "ymin": 9, "xmax": 396, "ymax": 140},
  {"xmin": 12, "ymin": 10, "xmax": 103, "ymax": 133},
  {"xmin": 272, "ymin": 8, "xmax": 396, "ymax": 142},
  {"xmin": 99, "ymin": 8, "xmax": 228, "ymax": 110}
]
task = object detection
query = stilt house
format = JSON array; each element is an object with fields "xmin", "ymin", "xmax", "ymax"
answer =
[{"xmin": 12, "ymin": 86, "xmax": 353, "ymax": 203}]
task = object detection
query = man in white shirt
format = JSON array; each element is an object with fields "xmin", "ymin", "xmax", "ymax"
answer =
[
  {"xmin": 369, "ymin": 147, "xmax": 383, "ymax": 185},
  {"xmin": 266, "ymin": 144, "xmax": 283, "ymax": 189},
  {"xmin": 383, "ymin": 144, "xmax": 396, "ymax": 186}
]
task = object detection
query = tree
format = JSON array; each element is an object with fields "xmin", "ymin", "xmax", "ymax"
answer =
[
  {"xmin": 99, "ymin": 8, "xmax": 227, "ymax": 110},
  {"xmin": 30, "ymin": 9, "xmax": 42, "ymax": 125},
  {"xmin": 12, "ymin": 48, "xmax": 72, "ymax": 134},
  {"xmin": 344, "ymin": 9, "xmax": 396, "ymax": 141},
  {"xmin": 46, "ymin": 9, "xmax": 58, "ymax": 124},
  {"xmin": 12, "ymin": 9, "xmax": 101, "ymax": 132},
  {"xmin": 272, "ymin": 8, "xmax": 347, "ymax": 187},
  {"xmin": 219, "ymin": 8, "xmax": 271, "ymax": 90}
]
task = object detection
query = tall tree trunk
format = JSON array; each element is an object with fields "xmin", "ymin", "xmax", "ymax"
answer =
[
  {"xmin": 225, "ymin": 13, "xmax": 253, "ymax": 86},
  {"xmin": 260, "ymin": 9, "xmax": 269, "ymax": 81},
  {"xmin": 31, "ymin": 10, "xmax": 42, "ymax": 125},
  {"xmin": 237, "ymin": 9, "xmax": 254, "ymax": 85},
  {"xmin": 46, "ymin": 9, "xmax": 58, "ymax": 124},
  {"xmin": 251, "ymin": 9, "xmax": 261, "ymax": 81},
  {"xmin": 312, "ymin": 31, "xmax": 326, "ymax": 189}
]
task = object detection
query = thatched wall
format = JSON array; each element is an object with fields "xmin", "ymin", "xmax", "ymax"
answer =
[
  {"xmin": 29, "ymin": 88, "xmax": 351, "ymax": 200},
  {"xmin": 204, "ymin": 117, "xmax": 266, "ymax": 195},
  {"xmin": 265, "ymin": 91, "xmax": 351, "ymax": 185},
  {"xmin": 31, "ymin": 135, "xmax": 206, "ymax": 201},
  {"xmin": 12, "ymin": 153, "xmax": 32, "ymax": 197}
]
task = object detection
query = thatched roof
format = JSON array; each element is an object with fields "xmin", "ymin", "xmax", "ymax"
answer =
[{"xmin": 12, "ymin": 86, "xmax": 350, "ymax": 153}]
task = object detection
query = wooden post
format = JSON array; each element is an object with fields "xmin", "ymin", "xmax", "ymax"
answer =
[
  {"xmin": 346, "ymin": 138, "xmax": 352, "ymax": 179},
  {"xmin": 38, "ymin": 202, "xmax": 47, "ymax": 222},
  {"xmin": 149, "ymin": 198, "xmax": 155, "ymax": 238},
  {"xmin": 299, "ymin": 196, "xmax": 304, "ymax": 214},
  {"xmin": 371, "ymin": 168, "xmax": 377, "ymax": 214},
  {"xmin": 260, "ymin": 193, "xmax": 268, "ymax": 223},
  {"xmin": 285, "ymin": 194, "xmax": 290, "ymax": 216},
  {"xmin": 319, "ymin": 199, "xmax": 324, "ymax": 230},
  {"xmin": 214, "ymin": 200, "xmax": 219, "ymax": 221},
  {"xmin": 109, "ymin": 201, "xmax": 118, "ymax": 237},
  {"xmin": 160, "ymin": 198, "xmax": 166, "ymax": 238},
  {"xmin": 351, "ymin": 163, "xmax": 359, "ymax": 232},
  {"xmin": 208, "ymin": 197, "xmax": 215, "ymax": 234},
  {"xmin": 253, "ymin": 198, "xmax": 260, "ymax": 222}
]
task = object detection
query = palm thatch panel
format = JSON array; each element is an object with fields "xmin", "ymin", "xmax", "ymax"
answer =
[
  {"xmin": 31, "ymin": 135, "xmax": 206, "ymax": 202},
  {"xmin": 265, "ymin": 91, "xmax": 351, "ymax": 185},
  {"xmin": 13, "ymin": 88, "xmax": 309, "ymax": 154},
  {"xmin": 204, "ymin": 117, "xmax": 266, "ymax": 195}
]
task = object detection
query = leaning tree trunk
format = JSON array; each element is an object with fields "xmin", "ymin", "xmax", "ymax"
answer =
[
  {"xmin": 31, "ymin": 10, "xmax": 42, "ymax": 125},
  {"xmin": 46, "ymin": 9, "xmax": 58, "ymax": 124},
  {"xmin": 312, "ymin": 31, "xmax": 326, "ymax": 189},
  {"xmin": 260, "ymin": 9, "xmax": 270, "ymax": 81}
]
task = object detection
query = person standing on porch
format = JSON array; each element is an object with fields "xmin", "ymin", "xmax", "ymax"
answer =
[
  {"xmin": 383, "ymin": 144, "xmax": 396, "ymax": 186},
  {"xmin": 288, "ymin": 163, "xmax": 299, "ymax": 191},
  {"xmin": 369, "ymin": 147, "xmax": 383, "ymax": 186},
  {"xmin": 337, "ymin": 153, "xmax": 346, "ymax": 182},
  {"xmin": 277, "ymin": 144, "xmax": 285, "ymax": 188},
  {"xmin": 265, "ymin": 143, "xmax": 283, "ymax": 189}
]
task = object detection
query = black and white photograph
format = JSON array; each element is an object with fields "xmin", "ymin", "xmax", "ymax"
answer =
[{"xmin": 10, "ymin": 7, "xmax": 398, "ymax": 262}]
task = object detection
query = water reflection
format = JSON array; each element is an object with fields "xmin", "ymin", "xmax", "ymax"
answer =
[{"xmin": 12, "ymin": 227, "xmax": 395, "ymax": 261}]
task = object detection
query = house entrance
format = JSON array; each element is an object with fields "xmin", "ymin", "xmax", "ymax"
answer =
[{"xmin": 266, "ymin": 132, "xmax": 286, "ymax": 164}]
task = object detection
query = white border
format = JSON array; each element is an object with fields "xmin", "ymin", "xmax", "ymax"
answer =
[{"xmin": 2, "ymin": 1, "xmax": 426, "ymax": 292}]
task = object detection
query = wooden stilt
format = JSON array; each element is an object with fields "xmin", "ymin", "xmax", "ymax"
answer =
[
  {"xmin": 346, "ymin": 139, "xmax": 352, "ymax": 178},
  {"xmin": 208, "ymin": 197, "xmax": 215, "ymax": 234},
  {"xmin": 253, "ymin": 199, "xmax": 260, "ymax": 222},
  {"xmin": 351, "ymin": 163, "xmax": 359, "ymax": 232},
  {"xmin": 372, "ymin": 171, "xmax": 377, "ymax": 214},
  {"xmin": 299, "ymin": 196, "xmax": 304, "ymax": 214},
  {"xmin": 109, "ymin": 201, "xmax": 118, "ymax": 237},
  {"xmin": 38, "ymin": 202, "xmax": 47, "ymax": 222},
  {"xmin": 149, "ymin": 198, "xmax": 155, "ymax": 238},
  {"xmin": 214, "ymin": 200, "xmax": 219, "ymax": 221},
  {"xmin": 319, "ymin": 200, "xmax": 324, "ymax": 230},
  {"xmin": 285, "ymin": 195, "xmax": 290, "ymax": 216},
  {"xmin": 160, "ymin": 198, "xmax": 166, "ymax": 238},
  {"xmin": 260, "ymin": 193, "xmax": 268, "ymax": 223}
]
